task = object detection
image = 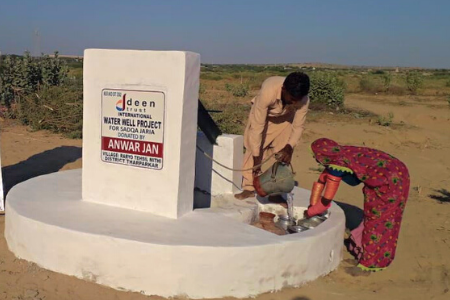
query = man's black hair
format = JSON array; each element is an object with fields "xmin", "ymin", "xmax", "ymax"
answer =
[{"xmin": 283, "ymin": 72, "xmax": 310, "ymax": 99}]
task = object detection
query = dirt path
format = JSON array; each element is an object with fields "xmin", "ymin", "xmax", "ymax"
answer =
[{"xmin": 1, "ymin": 93, "xmax": 450, "ymax": 300}]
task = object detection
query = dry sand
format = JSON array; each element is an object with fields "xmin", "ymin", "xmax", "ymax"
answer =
[{"xmin": 1, "ymin": 94, "xmax": 449, "ymax": 300}]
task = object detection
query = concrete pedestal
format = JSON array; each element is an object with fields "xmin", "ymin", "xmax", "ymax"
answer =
[
  {"xmin": 83, "ymin": 49, "xmax": 200, "ymax": 219},
  {"xmin": 195, "ymin": 133, "xmax": 243, "ymax": 196},
  {"xmin": 5, "ymin": 170, "xmax": 345, "ymax": 299}
]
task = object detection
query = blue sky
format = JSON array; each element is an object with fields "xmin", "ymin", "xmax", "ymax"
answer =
[{"xmin": 0, "ymin": 0, "xmax": 449, "ymax": 68}]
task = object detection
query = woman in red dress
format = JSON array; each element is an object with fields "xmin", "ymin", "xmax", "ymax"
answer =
[{"xmin": 306, "ymin": 138, "xmax": 410, "ymax": 274}]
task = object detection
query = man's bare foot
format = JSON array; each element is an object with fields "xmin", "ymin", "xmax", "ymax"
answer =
[{"xmin": 234, "ymin": 190, "xmax": 255, "ymax": 200}]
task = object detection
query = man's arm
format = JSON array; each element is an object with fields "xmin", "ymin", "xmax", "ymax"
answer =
[
  {"xmin": 287, "ymin": 96, "xmax": 310, "ymax": 147},
  {"xmin": 248, "ymin": 85, "xmax": 275, "ymax": 158}
]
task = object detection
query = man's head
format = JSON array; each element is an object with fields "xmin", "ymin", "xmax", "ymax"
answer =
[{"xmin": 282, "ymin": 72, "xmax": 310, "ymax": 105}]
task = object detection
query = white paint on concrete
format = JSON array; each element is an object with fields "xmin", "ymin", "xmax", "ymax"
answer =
[
  {"xmin": 195, "ymin": 133, "xmax": 243, "ymax": 196},
  {"xmin": 5, "ymin": 170, "xmax": 345, "ymax": 299},
  {"xmin": 82, "ymin": 49, "xmax": 200, "ymax": 219},
  {"xmin": 255, "ymin": 189, "xmax": 313, "ymax": 216}
]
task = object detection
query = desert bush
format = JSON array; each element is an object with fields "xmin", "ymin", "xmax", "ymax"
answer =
[
  {"xmin": 382, "ymin": 73, "xmax": 392, "ymax": 91},
  {"xmin": 371, "ymin": 70, "xmax": 386, "ymax": 75},
  {"xmin": 309, "ymin": 71, "xmax": 346, "ymax": 109},
  {"xmin": 225, "ymin": 83, "xmax": 249, "ymax": 97},
  {"xmin": 0, "ymin": 56, "xmax": 16, "ymax": 107},
  {"xmin": 0, "ymin": 51, "xmax": 68, "ymax": 107},
  {"xmin": 387, "ymin": 85, "xmax": 408, "ymax": 95},
  {"xmin": 205, "ymin": 101, "xmax": 250, "ymax": 135},
  {"xmin": 200, "ymin": 73, "xmax": 223, "ymax": 81},
  {"xmin": 359, "ymin": 76, "xmax": 384, "ymax": 94},
  {"xmin": 406, "ymin": 72, "xmax": 424, "ymax": 94},
  {"xmin": 14, "ymin": 85, "xmax": 83, "ymax": 138},
  {"xmin": 376, "ymin": 112, "xmax": 394, "ymax": 126},
  {"xmin": 445, "ymin": 80, "xmax": 450, "ymax": 87},
  {"xmin": 41, "ymin": 53, "xmax": 68, "ymax": 86},
  {"xmin": 0, "ymin": 51, "xmax": 82, "ymax": 137},
  {"xmin": 248, "ymin": 77, "xmax": 266, "ymax": 90},
  {"xmin": 199, "ymin": 83, "xmax": 206, "ymax": 95}
]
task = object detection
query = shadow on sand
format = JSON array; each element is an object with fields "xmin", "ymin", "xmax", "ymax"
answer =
[
  {"xmin": 429, "ymin": 189, "xmax": 450, "ymax": 204},
  {"xmin": 2, "ymin": 146, "xmax": 82, "ymax": 197},
  {"xmin": 334, "ymin": 200, "xmax": 364, "ymax": 231}
]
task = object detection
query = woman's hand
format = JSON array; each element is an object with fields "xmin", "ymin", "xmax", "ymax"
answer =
[{"xmin": 305, "ymin": 197, "xmax": 332, "ymax": 218}]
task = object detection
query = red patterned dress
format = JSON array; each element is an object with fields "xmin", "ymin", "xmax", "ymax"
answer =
[{"xmin": 311, "ymin": 138, "xmax": 410, "ymax": 269}]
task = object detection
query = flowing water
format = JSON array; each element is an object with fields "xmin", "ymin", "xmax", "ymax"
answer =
[{"xmin": 286, "ymin": 192, "xmax": 294, "ymax": 221}]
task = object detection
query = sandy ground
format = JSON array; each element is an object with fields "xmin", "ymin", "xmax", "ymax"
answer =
[{"xmin": 0, "ymin": 94, "xmax": 450, "ymax": 300}]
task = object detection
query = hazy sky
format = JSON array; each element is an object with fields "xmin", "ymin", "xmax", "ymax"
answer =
[{"xmin": 1, "ymin": 0, "xmax": 449, "ymax": 68}]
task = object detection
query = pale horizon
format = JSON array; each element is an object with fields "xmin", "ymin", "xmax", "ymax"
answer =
[{"xmin": 1, "ymin": 0, "xmax": 449, "ymax": 69}]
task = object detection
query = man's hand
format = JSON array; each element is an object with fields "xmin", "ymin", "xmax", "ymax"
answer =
[
  {"xmin": 253, "ymin": 156, "xmax": 262, "ymax": 176},
  {"xmin": 252, "ymin": 155, "xmax": 264, "ymax": 196},
  {"xmin": 276, "ymin": 144, "xmax": 294, "ymax": 164}
]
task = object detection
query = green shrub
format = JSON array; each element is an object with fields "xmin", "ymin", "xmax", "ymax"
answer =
[
  {"xmin": 376, "ymin": 112, "xmax": 394, "ymax": 126},
  {"xmin": 0, "ymin": 51, "xmax": 82, "ymax": 137},
  {"xmin": 387, "ymin": 85, "xmax": 407, "ymax": 95},
  {"xmin": 14, "ymin": 85, "xmax": 83, "ymax": 138},
  {"xmin": 0, "ymin": 56, "xmax": 16, "ymax": 107},
  {"xmin": 309, "ymin": 71, "xmax": 346, "ymax": 109},
  {"xmin": 359, "ymin": 76, "xmax": 384, "ymax": 94},
  {"xmin": 0, "ymin": 51, "xmax": 68, "ymax": 107},
  {"xmin": 382, "ymin": 73, "xmax": 392, "ymax": 91},
  {"xmin": 406, "ymin": 72, "xmax": 424, "ymax": 94},
  {"xmin": 199, "ymin": 83, "xmax": 206, "ymax": 95},
  {"xmin": 200, "ymin": 73, "xmax": 223, "ymax": 81},
  {"xmin": 225, "ymin": 83, "xmax": 249, "ymax": 98},
  {"xmin": 371, "ymin": 70, "xmax": 386, "ymax": 75},
  {"xmin": 41, "ymin": 52, "xmax": 68, "ymax": 86},
  {"xmin": 445, "ymin": 80, "xmax": 450, "ymax": 87},
  {"xmin": 207, "ymin": 102, "xmax": 250, "ymax": 134}
]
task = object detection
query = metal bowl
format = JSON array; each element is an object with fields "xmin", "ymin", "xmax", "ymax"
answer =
[
  {"xmin": 315, "ymin": 215, "xmax": 328, "ymax": 221},
  {"xmin": 275, "ymin": 214, "xmax": 295, "ymax": 231},
  {"xmin": 297, "ymin": 216, "xmax": 325, "ymax": 229},
  {"xmin": 278, "ymin": 214, "xmax": 295, "ymax": 223},
  {"xmin": 287, "ymin": 224, "xmax": 309, "ymax": 233},
  {"xmin": 317, "ymin": 210, "xmax": 330, "ymax": 219}
]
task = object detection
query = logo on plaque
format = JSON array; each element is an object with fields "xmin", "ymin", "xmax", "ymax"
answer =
[{"xmin": 101, "ymin": 89, "xmax": 165, "ymax": 170}]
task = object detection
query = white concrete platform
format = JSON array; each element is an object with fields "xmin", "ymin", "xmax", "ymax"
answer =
[{"xmin": 5, "ymin": 170, "xmax": 345, "ymax": 299}]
